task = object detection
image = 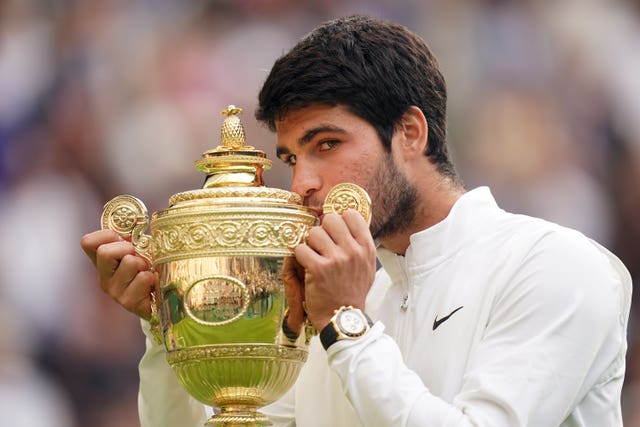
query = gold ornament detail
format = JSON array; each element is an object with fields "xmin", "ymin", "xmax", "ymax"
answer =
[
  {"xmin": 101, "ymin": 195, "xmax": 147, "ymax": 236},
  {"xmin": 167, "ymin": 343, "xmax": 308, "ymax": 363},
  {"xmin": 169, "ymin": 188, "xmax": 301, "ymax": 206},
  {"xmin": 149, "ymin": 215, "xmax": 311, "ymax": 263},
  {"xmin": 101, "ymin": 195, "xmax": 153, "ymax": 263},
  {"xmin": 220, "ymin": 105, "xmax": 248, "ymax": 149},
  {"xmin": 323, "ymin": 182, "xmax": 372, "ymax": 225}
]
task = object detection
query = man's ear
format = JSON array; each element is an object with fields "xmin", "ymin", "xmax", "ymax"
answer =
[{"xmin": 396, "ymin": 106, "xmax": 428, "ymax": 159}]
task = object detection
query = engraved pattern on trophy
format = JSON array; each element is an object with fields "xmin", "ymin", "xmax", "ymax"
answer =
[
  {"xmin": 167, "ymin": 344, "xmax": 308, "ymax": 362},
  {"xmin": 170, "ymin": 187, "xmax": 302, "ymax": 205},
  {"xmin": 150, "ymin": 214, "xmax": 312, "ymax": 263}
]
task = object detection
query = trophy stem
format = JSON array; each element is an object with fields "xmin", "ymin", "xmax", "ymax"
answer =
[{"xmin": 205, "ymin": 406, "xmax": 272, "ymax": 427}]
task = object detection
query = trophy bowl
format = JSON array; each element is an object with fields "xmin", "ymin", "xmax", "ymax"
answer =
[{"xmin": 100, "ymin": 106, "xmax": 318, "ymax": 426}]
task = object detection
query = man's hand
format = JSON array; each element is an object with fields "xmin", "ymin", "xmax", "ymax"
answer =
[
  {"xmin": 294, "ymin": 209, "xmax": 377, "ymax": 331},
  {"xmin": 81, "ymin": 229, "xmax": 157, "ymax": 320},
  {"xmin": 282, "ymin": 257, "xmax": 307, "ymax": 336}
]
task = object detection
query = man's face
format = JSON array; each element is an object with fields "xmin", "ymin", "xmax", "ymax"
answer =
[{"xmin": 275, "ymin": 104, "xmax": 417, "ymax": 240}]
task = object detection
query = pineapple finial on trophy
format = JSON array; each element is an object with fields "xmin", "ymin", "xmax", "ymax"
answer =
[
  {"xmin": 220, "ymin": 105, "xmax": 250, "ymax": 149},
  {"xmin": 195, "ymin": 104, "xmax": 272, "ymax": 189}
]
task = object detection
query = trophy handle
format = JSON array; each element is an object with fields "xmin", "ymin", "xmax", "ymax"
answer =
[
  {"xmin": 100, "ymin": 195, "xmax": 153, "ymax": 264},
  {"xmin": 101, "ymin": 195, "xmax": 162, "ymax": 343}
]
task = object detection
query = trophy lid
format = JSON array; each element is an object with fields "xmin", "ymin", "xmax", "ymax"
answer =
[{"xmin": 168, "ymin": 105, "xmax": 302, "ymax": 207}]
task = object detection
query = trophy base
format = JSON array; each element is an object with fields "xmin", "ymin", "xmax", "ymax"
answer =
[
  {"xmin": 206, "ymin": 407, "xmax": 272, "ymax": 427},
  {"xmin": 167, "ymin": 344, "xmax": 307, "ymax": 426}
]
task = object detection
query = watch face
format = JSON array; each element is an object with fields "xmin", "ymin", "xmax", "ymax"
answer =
[{"xmin": 337, "ymin": 310, "xmax": 366, "ymax": 336}]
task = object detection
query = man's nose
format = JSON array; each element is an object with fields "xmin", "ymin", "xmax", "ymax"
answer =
[{"xmin": 291, "ymin": 162, "xmax": 321, "ymax": 200}]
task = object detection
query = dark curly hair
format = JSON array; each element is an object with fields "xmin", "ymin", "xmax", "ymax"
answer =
[{"xmin": 256, "ymin": 15, "xmax": 457, "ymax": 179}]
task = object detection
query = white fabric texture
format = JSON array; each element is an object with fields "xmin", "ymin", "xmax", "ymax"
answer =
[{"xmin": 138, "ymin": 187, "xmax": 631, "ymax": 426}]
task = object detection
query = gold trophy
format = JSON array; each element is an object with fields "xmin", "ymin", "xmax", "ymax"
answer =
[{"xmin": 100, "ymin": 106, "xmax": 371, "ymax": 426}]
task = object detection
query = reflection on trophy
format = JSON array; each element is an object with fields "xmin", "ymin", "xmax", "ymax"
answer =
[{"xmin": 100, "ymin": 105, "xmax": 371, "ymax": 426}]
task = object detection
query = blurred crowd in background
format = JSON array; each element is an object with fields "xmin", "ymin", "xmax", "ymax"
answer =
[{"xmin": 0, "ymin": 0, "xmax": 639, "ymax": 426}]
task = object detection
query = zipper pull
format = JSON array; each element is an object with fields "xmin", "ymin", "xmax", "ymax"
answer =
[{"xmin": 400, "ymin": 293, "xmax": 409, "ymax": 310}]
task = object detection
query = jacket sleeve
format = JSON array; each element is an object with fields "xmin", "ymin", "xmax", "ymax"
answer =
[
  {"xmin": 327, "ymin": 233, "xmax": 631, "ymax": 426},
  {"xmin": 138, "ymin": 320, "xmax": 208, "ymax": 427},
  {"xmin": 261, "ymin": 381, "xmax": 297, "ymax": 427},
  {"xmin": 327, "ymin": 324, "xmax": 474, "ymax": 426}
]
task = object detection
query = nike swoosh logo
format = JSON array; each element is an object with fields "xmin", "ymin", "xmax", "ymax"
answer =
[{"xmin": 432, "ymin": 306, "xmax": 464, "ymax": 330}]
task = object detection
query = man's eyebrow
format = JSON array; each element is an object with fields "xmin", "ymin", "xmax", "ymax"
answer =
[
  {"xmin": 276, "ymin": 125, "xmax": 347, "ymax": 158},
  {"xmin": 298, "ymin": 125, "xmax": 347, "ymax": 145}
]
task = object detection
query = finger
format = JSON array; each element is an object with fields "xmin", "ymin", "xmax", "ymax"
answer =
[
  {"xmin": 119, "ymin": 270, "xmax": 157, "ymax": 320},
  {"xmin": 108, "ymin": 253, "xmax": 151, "ymax": 295},
  {"xmin": 306, "ymin": 225, "xmax": 338, "ymax": 256},
  {"xmin": 292, "ymin": 257, "xmax": 306, "ymax": 280},
  {"xmin": 321, "ymin": 213, "xmax": 357, "ymax": 247},
  {"xmin": 283, "ymin": 257, "xmax": 304, "ymax": 285},
  {"xmin": 293, "ymin": 242, "xmax": 323, "ymax": 271},
  {"xmin": 80, "ymin": 229, "xmax": 123, "ymax": 265},
  {"xmin": 342, "ymin": 209, "xmax": 375, "ymax": 247},
  {"xmin": 283, "ymin": 258, "xmax": 306, "ymax": 302},
  {"xmin": 95, "ymin": 240, "xmax": 139, "ymax": 282}
]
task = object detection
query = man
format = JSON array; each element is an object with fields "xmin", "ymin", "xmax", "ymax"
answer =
[{"xmin": 81, "ymin": 15, "xmax": 632, "ymax": 426}]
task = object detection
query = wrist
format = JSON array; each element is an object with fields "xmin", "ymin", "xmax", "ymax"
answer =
[
  {"xmin": 282, "ymin": 308, "xmax": 306, "ymax": 341},
  {"xmin": 287, "ymin": 306, "xmax": 307, "ymax": 325}
]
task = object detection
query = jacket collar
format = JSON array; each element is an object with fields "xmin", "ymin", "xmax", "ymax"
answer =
[{"xmin": 376, "ymin": 186, "xmax": 501, "ymax": 283}]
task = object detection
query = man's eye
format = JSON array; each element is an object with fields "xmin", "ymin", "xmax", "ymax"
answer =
[
  {"xmin": 319, "ymin": 140, "xmax": 339, "ymax": 152},
  {"xmin": 285, "ymin": 154, "xmax": 297, "ymax": 166}
]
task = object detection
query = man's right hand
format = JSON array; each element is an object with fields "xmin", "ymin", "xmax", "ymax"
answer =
[{"xmin": 81, "ymin": 229, "xmax": 157, "ymax": 320}]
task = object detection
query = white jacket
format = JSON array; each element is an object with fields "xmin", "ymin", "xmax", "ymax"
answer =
[{"xmin": 138, "ymin": 187, "xmax": 632, "ymax": 426}]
